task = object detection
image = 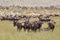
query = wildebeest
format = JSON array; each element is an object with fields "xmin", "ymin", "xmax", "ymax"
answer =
[
  {"xmin": 38, "ymin": 15, "xmax": 51, "ymax": 22},
  {"xmin": 47, "ymin": 20, "xmax": 56, "ymax": 32},
  {"xmin": 40, "ymin": 18, "xmax": 51, "ymax": 22},
  {"xmin": 31, "ymin": 21, "xmax": 38, "ymax": 32},
  {"xmin": 31, "ymin": 21, "xmax": 43, "ymax": 32},
  {"xmin": 37, "ymin": 21, "xmax": 43, "ymax": 31},
  {"xmin": 23, "ymin": 16, "xmax": 32, "ymax": 32},
  {"xmin": 23, "ymin": 21, "xmax": 32, "ymax": 32},
  {"xmin": 54, "ymin": 14, "xmax": 60, "ymax": 17},
  {"xmin": 38, "ymin": 16, "xmax": 51, "ymax": 22},
  {"xmin": 13, "ymin": 20, "xmax": 18, "ymax": 26},
  {"xmin": 13, "ymin": 20, "xmax": 22, "ymax": 31},
  {"xmin": 0, "ymin": 14, "xmax": 20, "ymax": 21},
  {"xmin": 13, "ymin": 16, "xmax": 32, "ymax": 32}
]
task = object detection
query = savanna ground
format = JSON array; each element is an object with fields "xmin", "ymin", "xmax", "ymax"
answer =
[{"xmin": 0, "ymin": 16, "xmax": 60, "ymax": 40}]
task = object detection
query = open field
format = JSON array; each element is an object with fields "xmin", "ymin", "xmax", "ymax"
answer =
[{"xmin": 0, "ymin": 17, "xmax": 60, "ymax": 40}]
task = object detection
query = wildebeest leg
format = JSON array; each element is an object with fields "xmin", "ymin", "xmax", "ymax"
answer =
[
  {"xmin": 24, "ymin": 29, "xmax": 26, "ymax": 32},
  {"xmin": 13, "ymin": 23, "xmax": 16, "ymax": 27},
  {"xmin": 27, "ymin": 28, "xmax": 30, "ymax": 32},
  {"xmin": 38, "ymin": 28, "xmax": 41, "ymax": 31},
  {"xmin": 1, "ymin": 19, "xmax": 3, "ymax": 21},
  {"xmin": 51, "ymin": 26, "xmax": 55, "ymax": 32},
  {"xmin": 34, "ymin": 29, "xmax": 37, "ymax": 32},
  {"xmin": 44, "ymin": 27, "xmax": 50, "ymax": 31},
  {"xmin": 22, "ymin": 26, "xmax": 26, "ymax": 32},
  {"xmin": 17, "ymin": 26, "xmax": 21, "ymax": 32},
  {"xmin": 17, "ymin": 27, "xmax": 19, "ymax": 31},
  {"xmin": 24, "ymin": 27, "xmax": 26, "ymax": 32},
  {"xmin": 52, "ymin": 29, "xmax": 54, "ymax": 32},
  {"xmin": 34, "ymin": 27, "xmax": 37, "ymax": 32},
  {"xmin": 31, "ymin": 27, "xmax": 34, "ymax": 32},
  {"xmin": 38, "ymin": 26, "xmax": 42, "ymax": 31},
  {"xmin": 19, "ymin": 27, "xmax": 22, "ymax": 32}
]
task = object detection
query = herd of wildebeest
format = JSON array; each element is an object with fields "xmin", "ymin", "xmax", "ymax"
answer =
[{"xmin": 0, "ymin": 13, "xmax": 60, "ymax": 32}]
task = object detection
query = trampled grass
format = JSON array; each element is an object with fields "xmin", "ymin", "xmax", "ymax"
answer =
[{"xmin": 0, "ymin": 17, "xmax": 60, "ymax": 40}]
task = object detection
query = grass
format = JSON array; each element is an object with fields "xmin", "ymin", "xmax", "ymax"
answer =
[{"xmin": 0, "ymin": 17, "xmax": 60, "ymax": 40}]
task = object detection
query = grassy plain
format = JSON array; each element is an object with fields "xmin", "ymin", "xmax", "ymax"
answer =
[{"xmin": 0, "ymin": 17, "xmax": 60, "ymax": 40}]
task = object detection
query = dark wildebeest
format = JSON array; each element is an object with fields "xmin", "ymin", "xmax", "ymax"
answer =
[
  {"xmin": 31, "ymin": 21, "xmax": 39, "ymax": 32},
  {"xmin": 38, "ymin": 15, "xmax": 51, "ymax": 22},
  {"xmin": 1, "ymin": 15, "xmax": 20, "ymax": 21},
  {"xmin": 37, "ymin": 21, "xmax": 43, "ymax": 31},
  {"xmin": 41, "ymin": 18, "xmax": 51, "ymax": 22},
  {"xmin": 31, "ymin": 21, "xmax": 43, "ymax": 32},
  {"xmin": 13, "ymin": 20, "xmax": 18, "ymax": 26},
  {"xmin": 13, "ymin": 20, "xmax": 22, "ymax": 31},
  {"xmin": 38, "ymin": 17, "xmax": 51, "ymax": 22},
  {"xmin": 23, "ymin": 16, "xmax": 32, "ymax": 32},
  {"xmin": 23, "ymin": 21, "xmax": 32, "ymax": 32},
  {"xmin": 54, "ymin": 14, "xmax": 59, "ymax": 16},
  {"xmin": 47, "ymin": 20, "xmax": 56, "ymax": 32}
]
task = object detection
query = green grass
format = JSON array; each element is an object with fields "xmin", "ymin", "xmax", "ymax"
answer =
[{"xmin": 0, "ymin": 17, "xmax": 60, "ymax": 40}]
